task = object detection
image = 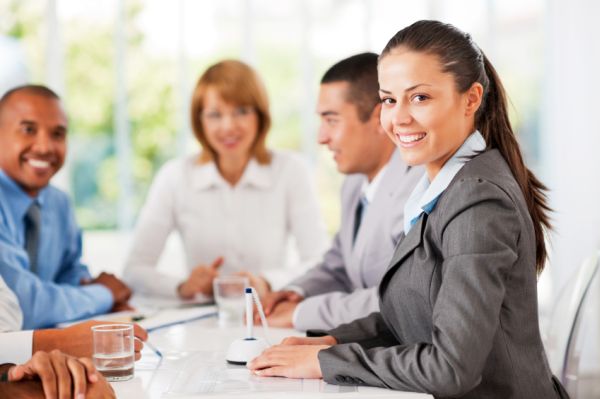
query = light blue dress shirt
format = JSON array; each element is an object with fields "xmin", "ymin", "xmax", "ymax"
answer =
[
  {"xmin": 404, "ymin": 131, "xmax": 487, "ymax": 234},
  {"xmin": 0, "ymin": 170, "xmax": 113, "ymax": 329}
]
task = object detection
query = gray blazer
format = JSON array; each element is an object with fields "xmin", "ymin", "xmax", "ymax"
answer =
[
  {"xmin": 319, "ymin": 150, "xmax": 566, "ymax": 399},
  {"xmin": 289, "ymin": 150, "xmax": 422, "ymax": 331}
]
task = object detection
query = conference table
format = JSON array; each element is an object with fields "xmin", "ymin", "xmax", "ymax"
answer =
[{"xmin": 109, "ymin": 301, "xmax": 432, "ymax": 399}]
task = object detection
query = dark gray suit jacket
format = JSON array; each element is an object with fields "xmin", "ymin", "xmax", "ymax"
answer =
[{"xmin": 319, "ymin": 150, "xmax": 567, "ymax": 399}]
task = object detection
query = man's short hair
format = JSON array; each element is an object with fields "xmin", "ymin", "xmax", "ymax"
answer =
[
  {"xmin": 320, "ymin": 52, "xmax": 380, "ymax": 122},
  {"xmin": 0, "ymin": 84, "xmax": 60, "ymax": 119}
]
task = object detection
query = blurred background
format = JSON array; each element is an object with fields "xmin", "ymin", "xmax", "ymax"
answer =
[
  {"xmin": 1, "ymin": 0, "xmax": 600, "ymax": 395},
  {"xmin": 0, "ymin": 0, "xmax": 550, "ymax": 260}
]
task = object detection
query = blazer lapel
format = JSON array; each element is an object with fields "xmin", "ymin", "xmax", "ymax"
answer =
[{"xmin": 379, "ymin": 214, "xmax": 426, "ymax": 296}]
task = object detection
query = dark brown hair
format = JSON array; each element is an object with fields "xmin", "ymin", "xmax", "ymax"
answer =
[
  {"xmin": 190, "ymin": 60, "xmax": 271, "ymax": 164},
  {"xmin": 381, "ymin": 20, "xmax": 551, "ymax": 273},
  {"xmin": 321, "ymin": 52, "xmax": 380, "ymax": 122}
]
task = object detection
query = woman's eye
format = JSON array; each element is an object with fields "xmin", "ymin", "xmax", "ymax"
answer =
[
  {"xmin": 235, "ymin": 106, "xmax": 253, "ymax": 116},
  {"xmin": 411, "ymin": 94, "xmax": 429, "ymax": 103},
  {"xmin": 204, "ymin": 111, "xmax": 221, "ymax": 120},
  {"xmin": 381, "ymin": 97, "xmax": 395, "ymax": 105}
]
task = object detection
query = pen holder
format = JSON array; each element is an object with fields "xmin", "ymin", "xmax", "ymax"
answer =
[
  {"xmin": 225, "ymin": 287, "xmax": 270, "ymax": 365},
  {"xmin": 225, "ymin": 337, "xmax": 268, "ymax": 365}
]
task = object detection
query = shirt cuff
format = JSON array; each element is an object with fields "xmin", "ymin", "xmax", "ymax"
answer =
[
  {"xmin": 292, "ymin": 299, "xmax": 306, "ymax": 330},
  {"xmin": 84, "ymin": 284, "xmax": 114, "ymax": 314},
  {"xmin": 0, "ymin": 330, "xmax": 33, "ymax": 364}
]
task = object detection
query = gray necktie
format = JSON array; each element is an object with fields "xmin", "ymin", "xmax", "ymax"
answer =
[{"xmin": 24, "ymin": 202, "xmax": 41, "ymax": 274}]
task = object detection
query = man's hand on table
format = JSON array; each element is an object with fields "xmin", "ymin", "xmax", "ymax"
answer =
[
  {"xmin": 254, "ymin": 290, "xmax": 304, "ymax": 327},
  {"xmin": 261, "ymin": 300, "xmax": 298, "ymax": 328},
  {"xmin": 0, "ymin": 350, "xmax": 115, "ymax": 399},
  {"xmin": 85, "ymin": 272, "xmax": 132, "ymax": 310},
  {"xmin": 33, "ymin": 320, "xmax": 147, "ymax": 360}
]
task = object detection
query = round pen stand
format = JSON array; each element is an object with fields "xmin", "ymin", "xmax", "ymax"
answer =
[
  {"xmin": 226, "ymin": 337, "xmax": 268, "ymax": 365},
  {"xmin": 225, "ymin": 287, "xmax": 271, "ymax": 365}
]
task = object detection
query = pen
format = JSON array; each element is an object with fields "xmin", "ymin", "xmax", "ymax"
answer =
[
  {"xmin": 245, "ymin": 287, "xmax": 254, "ymax": 339},
  {"xmin": 145, "ymin": 340, "xmax": 163, "ymax": 358},
  {"xmin": 131, "ymin": 315, "xmax": 145, "ymax": 322},
  {"xmin": 136, "ymin": 337, "xmax": 163, "ymax": 358}
]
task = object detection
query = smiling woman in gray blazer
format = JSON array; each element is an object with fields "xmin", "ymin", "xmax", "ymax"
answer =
[{"xmin": 248, "ymin": 20, "xmax": 569, "ymax": 399}]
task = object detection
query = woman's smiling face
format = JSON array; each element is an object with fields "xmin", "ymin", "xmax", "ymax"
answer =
[{"xmin": 378, "ymin": 48, "xmax": 482, "ymax": 180}]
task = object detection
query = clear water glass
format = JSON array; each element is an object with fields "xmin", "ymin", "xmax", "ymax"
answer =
[
  {"xmin": 213, "ymin": 276, "xmax": 249, "ymax": 327},
  {"xmin": 92, "ymin": 323, "xmax": 135, "ymax": 381}
]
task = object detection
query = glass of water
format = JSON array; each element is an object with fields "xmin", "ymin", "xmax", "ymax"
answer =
[
  {"xmin": 92, "ymin": 324, "xmax": 135, "ymax": 381},
  {"xmin": 213, "ymin": 276, "xmax": 249, "ymax": 327}
]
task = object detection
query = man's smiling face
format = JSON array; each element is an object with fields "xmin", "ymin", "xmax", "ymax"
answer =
[{"xmin": 0, "ymin": 90, "xmax": 67, "ymax": 196}]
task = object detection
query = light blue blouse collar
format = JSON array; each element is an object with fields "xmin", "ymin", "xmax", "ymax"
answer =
[{"xmin": 403, "ymin": 131, "xmax": 486, "ymax": 234}]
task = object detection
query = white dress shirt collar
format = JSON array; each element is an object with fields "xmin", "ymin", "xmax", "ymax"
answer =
[
  {"xmin": 360, "ymin": 161, "xmax": 390, "ymax": 205},
  {"xmin": 192, "ymin": 156, "xmax": 272, "ymax": 191}
]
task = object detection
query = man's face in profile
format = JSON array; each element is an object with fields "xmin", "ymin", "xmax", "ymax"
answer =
[
  {"xmin": 0, "ymin": 91, "xmax": 67, "ymax": 196},
  {"xmin": 316, "ymin": 81, "xmax": 375, "ymax": 175}
]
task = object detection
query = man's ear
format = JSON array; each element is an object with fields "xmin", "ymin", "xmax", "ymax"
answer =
[
  {"xmin": 368, "ymin": 103, "xmax": 386, "ymax": 135},
  {"xmin": 465, "ymin": 82, "xmax": 484, "ymax": 117}
]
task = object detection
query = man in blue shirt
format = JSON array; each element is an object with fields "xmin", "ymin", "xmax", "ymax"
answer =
[{"xmin": 0, "ymin": 85, "xmax": 132, "ymax": 329}]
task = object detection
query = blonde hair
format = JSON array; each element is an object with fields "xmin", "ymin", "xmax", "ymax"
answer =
[{"xmin": 190, "ymin": 60, "xmax": 272, "ymax": 164}]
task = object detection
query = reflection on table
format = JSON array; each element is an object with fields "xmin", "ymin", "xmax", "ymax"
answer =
[{"xmin": 111, "ymin": 303, "xmax": 432, "ymax": 398}]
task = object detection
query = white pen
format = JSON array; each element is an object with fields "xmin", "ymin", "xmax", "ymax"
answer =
[{"xmin": 245, "ymin": 287, "xmax": 254, "ymax": 339}]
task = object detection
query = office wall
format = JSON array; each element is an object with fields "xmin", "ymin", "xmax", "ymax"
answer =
[
  {"xmin": 541, "ymin": 0, "xmax": 600, "ymax": 294},
  {"xmin": 540, "ymin": 0, "xmax": 600, "ymax": 379}
]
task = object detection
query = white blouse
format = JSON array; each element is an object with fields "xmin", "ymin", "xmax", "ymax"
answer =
[{"xmin": 123, "ymin": 150, "xmax": 329, "ymax": 297}]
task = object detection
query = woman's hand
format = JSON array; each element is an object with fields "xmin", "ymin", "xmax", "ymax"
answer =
[
  {"xmin": 234, "ymin": 271, "xmax": 271, "ymax": 297},
  {"xmin": 246, "ymin": 344, "xmax": 331, "ymax": 379},
  {"xmin": 178, "ymin": 257, "xmax": 223, "ymax": 298}
]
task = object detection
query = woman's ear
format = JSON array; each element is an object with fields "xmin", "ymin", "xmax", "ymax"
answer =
[{"xmin": 465, "ymin": 82, "xmax": 484, "ymax": 117}]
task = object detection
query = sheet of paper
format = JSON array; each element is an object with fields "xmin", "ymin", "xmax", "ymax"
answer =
[
  {"xmin": 56, "ymin": 294, "xmax": 213, "ymax": 328},
  {"xmin": 56, "ymin": 310, "xmax": 139, "ymax": 328},
  {"xmin": 131, "ymin": 294, "xmax": 213, "ymax": 310},
  {"xmin": 137, "ymin": 306, "xmax": 217, "ymax": 332}
]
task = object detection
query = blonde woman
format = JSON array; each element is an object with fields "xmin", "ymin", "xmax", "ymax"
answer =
[{"xmin": 124, "ymin": 60, "xmax": 328, "ymax": 299}]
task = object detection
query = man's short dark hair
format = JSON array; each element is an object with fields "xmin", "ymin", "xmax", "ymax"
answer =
[
  {"xmin": 320, "ymin": 52, "xmax": 379, "ymax": 122},
  {"xmin": 0, "ymin": 84, "xmax": 60, "ymax": 120}
]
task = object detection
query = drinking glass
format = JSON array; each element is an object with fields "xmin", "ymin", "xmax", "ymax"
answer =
[
  {"xmin": 213, "ymin": 276, "xmax": 249, "ymax": 327},
  {"xmin": 92, "ymin": 324, "xmax": 135, "ymax": 381}
]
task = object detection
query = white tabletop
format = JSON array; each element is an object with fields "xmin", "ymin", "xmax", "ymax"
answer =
[{"xmin": 110, "ymin": 306, "xmax": 431, "ymax": 399}]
